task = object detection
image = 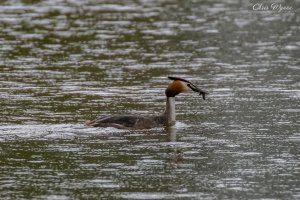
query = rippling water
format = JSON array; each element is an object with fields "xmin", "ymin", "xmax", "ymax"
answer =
[{"xmin": 0, "ymin": 0, "xmax": 299, "ymax": 199}]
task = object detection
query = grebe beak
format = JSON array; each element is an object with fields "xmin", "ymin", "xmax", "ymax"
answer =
[{"xmin": 167, "ymin": 76, "xmax": 208, "ymax": 100}]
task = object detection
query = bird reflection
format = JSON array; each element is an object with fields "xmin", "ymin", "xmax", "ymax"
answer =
[{"xmin": 166, "ymin": 126, "xmax": 184, "ymax": 165}]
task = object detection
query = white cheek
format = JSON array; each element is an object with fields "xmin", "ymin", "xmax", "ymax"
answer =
[{"xmin": 183, "ymin": 84, "xmax": 189, "ymax": 92}]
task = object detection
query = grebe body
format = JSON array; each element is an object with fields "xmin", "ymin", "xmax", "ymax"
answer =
[
  {"xmin": 85, "ymin": 77, "xmax": 207, "ymax": 129},
  {"xmin": 85, "ymin": 114, "xmax": 164, "ymax": 129}
]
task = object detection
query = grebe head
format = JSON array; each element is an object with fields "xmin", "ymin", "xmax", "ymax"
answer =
[{"xmin": 165, "ymin": 76, "xmax": 208, "ymax": 99}]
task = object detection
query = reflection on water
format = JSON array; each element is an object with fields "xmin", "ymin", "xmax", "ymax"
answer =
[{"xmin": 0, "ymin": 0, "xmax": 299, "ymax": 199}]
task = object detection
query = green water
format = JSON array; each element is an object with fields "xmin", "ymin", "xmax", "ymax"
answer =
[{"xmin": 0, "ymin": 0, "xmax": 299, "ymax": 199}]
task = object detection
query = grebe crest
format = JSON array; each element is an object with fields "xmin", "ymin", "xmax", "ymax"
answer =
[{"xmin": 85, "ymin": 76, "xmax": 208, "ymax": 129}]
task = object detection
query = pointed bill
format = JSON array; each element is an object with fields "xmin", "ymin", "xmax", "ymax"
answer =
[{"xmin": 168, "ymin": 76, "xmax": 208, "ymax": 100}]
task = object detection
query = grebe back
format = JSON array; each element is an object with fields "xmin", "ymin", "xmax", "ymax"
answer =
[{"xmin": 85, "ymin": 76, "xmax": 208, "ymax": 129}]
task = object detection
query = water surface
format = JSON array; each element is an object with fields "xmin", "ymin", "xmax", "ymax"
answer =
[{"xmin": 0, "ymin": 0, "xmax": 299, "ymax": 199}]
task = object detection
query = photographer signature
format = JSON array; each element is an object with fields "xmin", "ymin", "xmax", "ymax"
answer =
[{"xmin": 252, "ymin": 3, "xmax": 294, "ymax": 12}]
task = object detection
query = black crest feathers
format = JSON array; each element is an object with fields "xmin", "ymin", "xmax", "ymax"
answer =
[{"xmin": 168, "ymin": 76, "xmax": 208, "ymax": 100}]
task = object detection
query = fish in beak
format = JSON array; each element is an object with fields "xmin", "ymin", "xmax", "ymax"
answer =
[{"xmin": 166, "ymin": 76, "xmax": 208, "ymax": 100}]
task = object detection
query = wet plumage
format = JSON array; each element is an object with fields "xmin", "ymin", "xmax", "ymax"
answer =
[{"xmin": 85, "ymin": 77, "xmax": 207, "ymax": 129}]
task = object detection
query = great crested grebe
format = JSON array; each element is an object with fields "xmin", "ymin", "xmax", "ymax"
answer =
[{"xmin": 85, "ymin": 76, "xmax": 208, "ymax": 129}]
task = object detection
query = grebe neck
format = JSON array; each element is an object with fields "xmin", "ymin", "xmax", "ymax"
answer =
[{"xmin": 164, "ymin": 97, "xmax": 176, "ymax": 126}]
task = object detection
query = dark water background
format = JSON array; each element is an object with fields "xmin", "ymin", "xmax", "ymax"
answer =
[{"xmin": 0, "ymin": 0, "xmax": 299, "ymax": 199}]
